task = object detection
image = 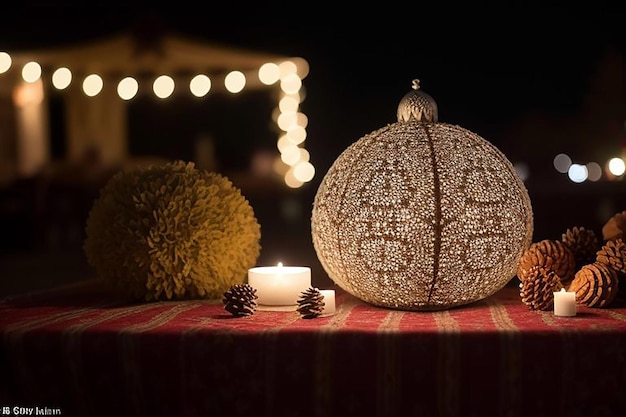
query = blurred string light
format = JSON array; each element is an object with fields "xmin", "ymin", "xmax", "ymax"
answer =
[
  {"xmin": 0, "ymin": 52, "xmax": 12, "ymax": 73},
  {"xmin": 553, "ymin": 152, "xmax": 625, "ymax": 183},
  {"xmin": 0, "ymin": 50, "xmax": 312, "ymax": 187},
  {"xmin": 608, "ymin": 157, "xmax": 626, "ymax": 176}
]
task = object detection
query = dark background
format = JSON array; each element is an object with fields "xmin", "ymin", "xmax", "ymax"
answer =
[{"xmin": 1, "ymin": 6, "xmax": 625, "ymax": 294}]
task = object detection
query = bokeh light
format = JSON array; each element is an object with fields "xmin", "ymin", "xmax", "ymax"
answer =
[
  {"xmin": 189, "ymin": 74, "xmax": 211, "ymax": 97},
  {"xmin": 117, "ymin": 77, "xmax": 139, "ymax": 100},
  {"xmin": 153, "ymin": 75, "xmax": 175, "ymax": 98},
  {"xmin": 82, "ymin": 74, "xmax": 103, "ymax": 97},
  {"xmin": 22, "ymin": 61, "xmax": 42, "ymax": 83},
  {"xmin": 51, "ymin": 67, "xmax": 72, "ymax": 90},
  {"xmin": 553, "ymin": 153, "xmax": 572, "ymax": 173},
  {"xmin": 568, "ymin": 163, "xmax": 588, "ymax": 183}
]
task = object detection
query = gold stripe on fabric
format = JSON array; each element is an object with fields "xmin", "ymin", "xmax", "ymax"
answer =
[
  {"xmin": 119, "ymin": 302, "xmax": 203, "ymax": 333},
  {"xmin": 179, "ymin": 312, "xmax": 219, "ymax": 411},
  {"xmin": 376, "ymin": 310, "xmax": 404, "ymax": 417},
  {"xmin": 434, "ymin": 310, "xmax": 461, "ymax": 417},
  {"xmin": 606, "ymin": 310, "xmax": 626, "ymax": 322},
  {"xmin": 5, "ymin": 307, "xmax": 100, "ymax": 334},
  {"xmin": 119, "ymin": 302, "xmax": 203, "ymax": 417},
  {"xmin": 62, "ymin": 302, "xmax": 178, "ymax": 416},
  {"xmin": 320, "ymin": 293, "xmax": 360, "ymax": 331},
  {"xmin": 488, "ymin": 299, "xmax": 521, "ymax": 417},
  {"xmin": 488, "ymin": 302, "xmax": 519, "ymax": 331},
  {"xmin": 314, "ymin": 293, "xmax": 361, "ymax": 417},
  {"xmin": 541, "ymin": 311, "xmax": 558, "ymax": 327}
]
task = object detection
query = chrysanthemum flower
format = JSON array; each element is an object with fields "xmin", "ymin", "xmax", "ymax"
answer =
[{"xmin": 84, "ymin": 160, "xmax": 261, "ymax": 301}]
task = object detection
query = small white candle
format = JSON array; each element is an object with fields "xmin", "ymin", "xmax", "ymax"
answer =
[
  {"xmin": 553, "ymin": 288, "xmax": 576, "ymax": 317},
  {"xmin": 248, "ymin": 262, "xmax": 311, "ymax": 306},
  {"xmin": 320, "ymin": 289, "xmax": 336, "ymax": 316}
]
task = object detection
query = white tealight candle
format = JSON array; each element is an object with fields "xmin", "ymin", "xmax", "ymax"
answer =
[
  {"xmin": 553, "ymin": 288, "xmax": 576, "ymax": 317},
  {"xmin": 320, "ymin": 289, "xmax": 336, "ymax": 316},
  {"xmin": 248, "ymin": 262, "xmax": 311, "ymax": 306}
]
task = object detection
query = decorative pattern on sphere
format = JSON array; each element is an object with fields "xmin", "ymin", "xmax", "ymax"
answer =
[{"xmin": 311, "ymin": 80, "xmax": 533, "ymax": 310}]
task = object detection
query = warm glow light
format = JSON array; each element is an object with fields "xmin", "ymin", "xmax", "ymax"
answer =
[
  {"xmin": 278, "ymin": 61, "xmax": 298, "ymax": 78},
  {"xmin": 258, "ymin": 62, "xmax": 280, "ymax": 85},
  {"xmin": 153, "ymin": 75, "xmax": 175, "ymax": 98},
  {"xmin": 277, "ymin": 112, "xmax": 298, "ymax": 131},
  {"xmin": 280, "ymin": 73, "xmax": 302, "ymax": 94},
  {"xmin": 189, "ymin": 74, "xmax": 211, "ymax": 97},
  {"xmin": 51, "ymin": 67, "xmax": 72, "ymax": 90},
  {"xmin": 586, "ymin": 162, "xmax": 602, "ymax": 182},
  {"xmin": 280, "ymin": 144, "xmax": 302, "ymax": 166},
  {"xmin": 568, "ymin": 163, "xmax": 587, "ymax": 183},
  {"xmin": 298, "ymin": 148, "xmax": 310, "ymax": 163},
  {"xmin": 553, "ymin": 153, "xmax": 572, "ymax": 173},
  {"xmin": 286, "ymin": 127, "xmax": 307, "ymax": 145},
  {"xmin": 608, "ymin": 157, "xmax": 626, "ymax": 176},
  {"xmin": 117, "ymin": 77, "xmax": 139, "ymax": 100},
  {"xmin": 82, "ymin": 74, "xmax": 103, "ymax": 97},
  {"xmin": 225, "ymin": 71, "xmax": 246, "ymax": 93},
  {"xmin": 284, "ymin": 169, "xmax": 303, "ymax": 188},
  {"xmin": 293, "ymin": 161, "xmax": 315, "ymax": 182},
  {"xmin": 295, "ymin": 112, "xmax": 308, "ymax": 128},
  {"xmin": 290, "ymin": 57, "xmax": 309, "ymax": 79},
  {"xmin": 12, "ymin": 80, "xmax": 44, "ymax": 107},
  {"xmin": 22, "ymin": 61, "xmax": 42, "ymax": 83},
  {"xmin": 0, "ymin": 52, "xmax": 11, "ymax": 73},
  {"xmin": 277, "ymin": 135, "xmax": 292, "ymax": 152},
  {"xmin": 279, "ymin": 95, "xmax": 300, "ymax": 113}
]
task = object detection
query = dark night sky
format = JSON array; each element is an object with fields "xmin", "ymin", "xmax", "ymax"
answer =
[
  {"xmin": 3, "ymin": 8, "xmax": 625, "ymax": 169},
  {"xmin": 1, "ymin": 5, "xmax": 626, "ymax": 271}
]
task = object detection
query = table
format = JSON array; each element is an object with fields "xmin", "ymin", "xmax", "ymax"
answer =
[{"xmin": 1, "ymin": 279, "xmax": 625, "ymax": 417}]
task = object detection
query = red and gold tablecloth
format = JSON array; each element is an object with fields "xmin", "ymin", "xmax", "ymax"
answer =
[{"xmin": 1, "ymin": 279, "xmax": 625, "ymax": 417}]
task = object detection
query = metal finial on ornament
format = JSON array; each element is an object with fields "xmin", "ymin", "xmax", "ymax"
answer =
[{"xmin": 396, "ymin": 78, "xmax": 438, "ymax": 123}]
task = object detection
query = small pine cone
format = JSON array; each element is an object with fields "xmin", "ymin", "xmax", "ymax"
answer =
[
  {"xmin": 596, "ymin": 238, "xmax": 626, "ymax": 274},
  {"xmin": 517, "ymin": 239, "xmax": 576, "ymax": 285},
  {"xmin": 222, "ymin": 283, "xmax": 258, "ymax": 317},
  {"xmin": 602, "ymin": 211, "xmax": 626, "ymax": 242},
  {"xmin": 568, "ymin": 262, "xmax": 619, "ymax": 308},
  {"xmin": 297, "ymin": 287, "xmax": 325, "ymax": 319},
  {"xmin": 561, "ymin": 226, "xmax": 599, "ymax": 265},
  {"xmin": 519, "ymin": 266, "xmax": 564, "ymax": 311}
]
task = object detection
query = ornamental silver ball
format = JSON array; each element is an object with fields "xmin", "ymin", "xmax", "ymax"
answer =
[{"xmin": 311, "ymin": 79, "xmax": 533, "ymax": 310}]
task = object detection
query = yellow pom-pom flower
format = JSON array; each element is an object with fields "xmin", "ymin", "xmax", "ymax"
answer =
[{"xmin": 83, "ymin": 160, "xmax": 261, "ymax": 301}]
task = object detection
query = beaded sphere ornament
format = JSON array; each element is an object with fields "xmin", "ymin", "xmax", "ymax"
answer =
[{"xmin": 311, "ymin": 80, "xmax": 534, "ymax": 310}]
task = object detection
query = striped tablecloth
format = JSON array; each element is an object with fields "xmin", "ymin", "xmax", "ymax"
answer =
[{"xmin": 1, "ymin": 279, "xmax": 625, "ymax": 417}]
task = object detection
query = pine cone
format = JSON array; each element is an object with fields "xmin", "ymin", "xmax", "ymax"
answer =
[
  {"xmin": 519, "ymin": 266, "xmax": 564, "ymax": 311},
  {"xmin": 568, "ymin": 262, "xmax": 619, "ymax": 308},
  {"xmin": 222, "ymin": 283, "xmax": 258, "ymax": 317},
  {"xmin": 561, "ymin": 226, "xmax": 599, "ymax": 266},
  {"xmin": 602, "ymin": 211, "xmax": 626, "ymax": 242},
  {"xmin": 297, "ymin": 287, "xmax": 325, "ymax": 319},
  {"xmin": 596, "ymin": 238, "xmax": 626, "ymax": 274},
  {"xmin": 517, "ymin": 239, "xmax": 576, "ymax": 285}
]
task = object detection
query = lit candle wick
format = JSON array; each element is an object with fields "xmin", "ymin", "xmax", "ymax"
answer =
[{"xmin": 277, "ymin": 262, "xmax": 283, "ymax": 268}]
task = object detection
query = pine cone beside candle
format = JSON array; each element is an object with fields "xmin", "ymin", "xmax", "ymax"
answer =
[
  {"xmin": 568, "ymin": 262, "xmax": 619, "ymax": 308},
  {"xmin": 519, "ymin": 266, "xmax": 564, "ymax": 311},
  {"xmin": 596, "ymin": 238, "xmax": 626, "ymax": 275},
  {"xmin": 297, "ymin": 287, "xmax": 325, "ymax": 319},
  {"xmin": 517, "ymin": 239, "xmax": 576, "ymax": 285},
  {"xmin": 222, "ymin": 283, "xmax": 258, "ymax": 317},
  {"xmin": 561, "ymin": 226, "xmax": 599, "ymax": 267}
]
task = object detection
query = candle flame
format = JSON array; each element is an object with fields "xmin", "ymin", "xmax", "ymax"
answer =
[
  {"xmin": 277, "ymin": 262, "xmax": 283, "ymax": 268},
  {"xmin": 560, "ymin": 288, "xmax": 566, "ymax": 292}
]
